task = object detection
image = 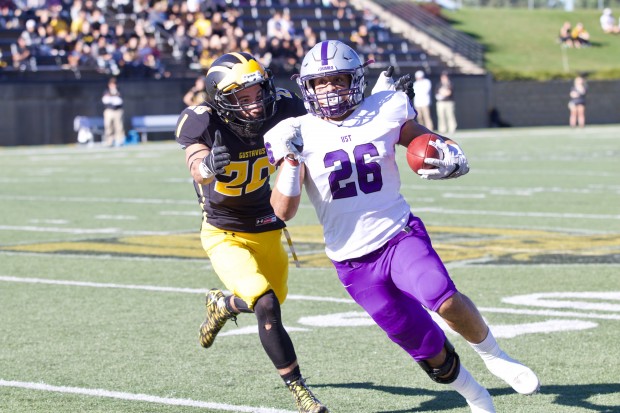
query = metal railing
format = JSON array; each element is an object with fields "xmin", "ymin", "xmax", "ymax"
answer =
[{"xmin": 373, "ymin": 0, "xmax": 485, "ymax": 68}]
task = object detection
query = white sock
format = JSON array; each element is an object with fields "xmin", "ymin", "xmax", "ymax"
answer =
[
  {"xmin": 470, "ymin": 330, "xmax": 540, "ymax": 395},
  {"xmin": 449, "ymin": 365, "xmax": 495, "ymax": 413},
  {"xmin": 470, "ymin": 330, "xmax": 502, "ymax": 361}
]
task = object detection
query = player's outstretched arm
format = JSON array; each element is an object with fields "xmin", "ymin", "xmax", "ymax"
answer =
[
  {"xmin": 270, "ymin": 160, "xmax": 304, "ymax": 222},
  {"xmin": 264, "ymin": 118, "xmax": 305, "ymax": 221}
]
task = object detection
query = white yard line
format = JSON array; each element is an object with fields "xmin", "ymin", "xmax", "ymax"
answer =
[
  {"xmin": 0, "ymin": 380, "xmax": 294, "ymax": 413},
  {"xmin": 0, "ymin": 225, "xmax": 186, "ymax": 235},
  {"xmin": 413, "ymin": 207, "xmax": 620, "ymax": 220},
  {"xmin": 0, "ymin": 194, "xmax": 195, "ymax": 205},
  {"xmin": 1, "ymin": 275, "xmax": 620, "ymax": 320}
]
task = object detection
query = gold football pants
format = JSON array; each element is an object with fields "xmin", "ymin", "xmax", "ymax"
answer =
[{"xmin": 200, "ymin": 221, "xmax": 289, "ymax": 309}]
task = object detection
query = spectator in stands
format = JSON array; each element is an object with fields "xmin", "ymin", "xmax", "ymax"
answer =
[
  {"xmin": 571, "ymin": 22, "xmax": 590, "ymax": 48},
  {"xmin": 238, "ymin": 37, "xmax": 252, "ymax": 55},
  {"xmin": 600, "ymin": 8, "xmax": 619, "ymax": 34},
  {"xmin": 267, "ymin": 36, "xmax": 287, "ymax": 72},
  {"xmin": 93, "ymin": 35, "xmax": 120, "ymax": 75},
  {"xmin": 197, "ymin": 35, "xmax": 221, "ymax": 70},
  {"xmin": 209, "ymin": 11, "xmax": 226, "ymax": 37},
  {"xmin": 113, "ymin": 23, "xmax": 128, "ymax": 48},
  {"xmin": 183, "ymin": 75, "xmax": 207, "ymax": 107},
  {"xmin": 20, "ymin": 19, "xmax": 38, "ymax": 46},
  {"xmin": 253, "ymin": 34, "xmax": 272, "ymax": 68},
  {"xmin": 559, "ymin": 21, "xmax": 573, "ymax": 48},
  {"xmin": 171, "ymin": 23, "xmax": 192, "ymax": 63},
  {"xmin": 192, "ymin": 11, "xmax": 211, "ymax": 38},
  {"xmin": 302, "ymin": 26, "xmax": 318, "ymax": 50},
  {"xmin": 266, "ymin": 11, "xmax": 291, "ymax": 40},
  {"xmin": 568, "ymin": 75, "xmax": 586, "ymax": 128},
  {"xmin": 1, "ymin": 4, "xmax": 20, "ymax": 30},
  {"xmin": 435, "ymin": 71, "xmax": 457, "ymax": 134},
  {"xmin": 30, "ymin": 22, "xmax": 54, "ymax": 58},
  {"xmin": 102, "ymin": 76, "xmax": 125, "ymax": 147},
  {"xmin": 68, "ymin": 39, "xmax": 96, "ymax": 70},
  {"xmin": 11, "ymin": 35, "xmax": 33, "ymax": 71},
  {"xmin": 368, "ymin": 16, "xmax": 390, "ymax": 42},
  {"xmin": 413, "ymin": 70, "xmax": 434, "ymax": 130}
]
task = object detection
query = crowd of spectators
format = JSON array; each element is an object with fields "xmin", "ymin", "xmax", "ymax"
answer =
[
  {"xmin": 0, "ymin": 0, "xmax": 394, "ymax": 79},
  {"xmin": 1, "ymin": 0, "xmax": 171, "ymax": 78}
]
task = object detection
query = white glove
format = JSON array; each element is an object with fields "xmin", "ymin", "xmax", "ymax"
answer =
[
  {"xmin": 371, "ymin": 66, "xmax": 396, "ymax": 94},
  {"xmin": 372, "ymin": 66, "xmax": 415, "ymax": 102},
  {"xmin": 418, "ymin": 140, "xmax": 470, "ymax": 180},
  {"xmin": 264, "ymin": 117, "xmax": 304, "ymax": 166}
]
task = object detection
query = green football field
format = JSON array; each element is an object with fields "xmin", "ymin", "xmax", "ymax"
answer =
[{"xmin": 1, "ymin": 125, "xmax": 619, "ymax": 413}]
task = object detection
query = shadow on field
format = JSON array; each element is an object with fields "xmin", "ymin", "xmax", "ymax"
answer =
[
  {"xmin": 531, "ymin": 383, "xmax": 620, "ymax": 413},
  {"xmin": 313, "ymin": 382, "xmax": 620, "ymax": 412}
]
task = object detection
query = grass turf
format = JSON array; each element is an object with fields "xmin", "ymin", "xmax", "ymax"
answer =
[{"xmin": 0, "ymin": 125, "xmax": 619, "ymax": 412}]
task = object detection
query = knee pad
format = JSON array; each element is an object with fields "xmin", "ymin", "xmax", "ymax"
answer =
[{"xmin": 417, "ymin": 339, "xmax": 461, "ymax": 384}]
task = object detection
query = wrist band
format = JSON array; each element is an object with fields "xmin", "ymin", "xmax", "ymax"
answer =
[{"xmin": 276, "ymin": 161, "xmax": 301, "ymax": 197}]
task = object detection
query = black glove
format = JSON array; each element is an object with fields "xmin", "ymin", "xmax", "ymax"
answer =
[
  {"xmin": 200, "ymin": 130, "xmax": 230, "ymax": 178},
  {"xmin": 394, "ymin": 72, "xmax": 415, "ymax": 102}
]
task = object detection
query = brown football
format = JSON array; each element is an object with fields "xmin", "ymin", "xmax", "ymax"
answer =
[{"xmin": 406, "ymin": 133, "xmax": 442, "ymax": 175}]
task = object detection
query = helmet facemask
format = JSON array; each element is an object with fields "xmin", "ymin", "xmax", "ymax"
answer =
[
  {"xmin": 212, "ymin": 76, "xmax": 277, "ymax": 138},
  {"xmin": 298, "ymin": 69, "xmax": 364, "ymax": 118}
]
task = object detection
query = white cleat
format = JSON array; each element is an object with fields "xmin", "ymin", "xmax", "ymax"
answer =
[{"xmin": 484, "ymin": 352, "xmax": 540, "ymax": 395}]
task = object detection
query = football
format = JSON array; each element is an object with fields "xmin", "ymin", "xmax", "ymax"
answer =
[{"xmin": 406, "ymin": 133, "xmax": 442, "ymax": 175}]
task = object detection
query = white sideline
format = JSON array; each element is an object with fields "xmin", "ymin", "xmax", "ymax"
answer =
[
  {"xmin": 0, "ymin": 379, "xmax": 294, "ymax": 413},
  {"xmin": 0, "ymin": 276, "xmax": 355, "ymax": 303}
]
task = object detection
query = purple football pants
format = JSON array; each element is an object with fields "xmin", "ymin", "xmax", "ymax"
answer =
[{"xmin": 331, "ymin": 214, "xmax": 457, "ymax": 361}]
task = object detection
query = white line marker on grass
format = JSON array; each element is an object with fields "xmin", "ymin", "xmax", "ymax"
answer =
[
  {"xmin": 1, "ymin": 276, "xmax": 620, "ymax": 321},
  {"xmin": 0, "ymin": 380, "xmax": 294, "ymax": 413}
]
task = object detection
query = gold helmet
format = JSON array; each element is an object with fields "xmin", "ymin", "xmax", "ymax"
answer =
[{"xmin": 205, "ymin": 52, "xmax": 277, "ymax": 138}]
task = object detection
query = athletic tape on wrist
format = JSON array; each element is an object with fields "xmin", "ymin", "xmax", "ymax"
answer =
[
  {"xmin": 199, "ymin": 161, "xmax": 215, "ymax": 179},
  {"xmin": 276, "ymin": 161, "xmax": 301, "ymax": 197}
]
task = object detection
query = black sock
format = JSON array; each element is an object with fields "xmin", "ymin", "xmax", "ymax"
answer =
[
  {"xmin": 281, "ymin": 365, "xmax": 302, "ymax": 385},
  {"xmin": 224, "ymin": 296, "xmax": 252, "ymax": 314}
]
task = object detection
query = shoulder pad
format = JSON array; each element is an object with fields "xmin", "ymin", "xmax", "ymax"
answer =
[{"xmin": 275, "ymin": 88, "xmax": 296, "ymax": 100}]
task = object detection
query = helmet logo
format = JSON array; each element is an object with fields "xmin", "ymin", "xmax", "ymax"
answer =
[
  {"xmin": 318, "ymin": 65, "xmax": 335, "ymax": 71},
  {"xmin": 241, "ymin": 70, "xmax": 265, "ymax": 83}
]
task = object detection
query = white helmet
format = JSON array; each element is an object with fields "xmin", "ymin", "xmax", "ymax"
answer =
[{"xmin": 296, "ymin": 40, "xmax": 367, "ymax": 118}]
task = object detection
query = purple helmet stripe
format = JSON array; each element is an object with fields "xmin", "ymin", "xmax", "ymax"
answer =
[{"xmin": 321, "ymin": 42, "xmax": 329, "ymax": 65}]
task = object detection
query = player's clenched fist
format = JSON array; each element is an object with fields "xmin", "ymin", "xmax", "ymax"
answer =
[{"xmin": 199, "ymin": 130, "xmax": 231, "ymax": 179}]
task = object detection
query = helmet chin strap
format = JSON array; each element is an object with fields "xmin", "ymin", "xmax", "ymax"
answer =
[{"xmin": 226, "ymin": 120, "xmax": 262, "ymax": 144}]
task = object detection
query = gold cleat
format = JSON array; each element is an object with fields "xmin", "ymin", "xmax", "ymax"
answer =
[
  {"xmin": 286, "ymin": 379, "xmax": 329, "ymax": 413},
  {"xmin": 199, "ymin": 289, "xmax": 236, "ymax": 348}
]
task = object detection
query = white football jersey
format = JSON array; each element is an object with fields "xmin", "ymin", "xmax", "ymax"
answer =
[{"xmin": 298, "ymin": 91, "xmax": 417, "ymax": 261}]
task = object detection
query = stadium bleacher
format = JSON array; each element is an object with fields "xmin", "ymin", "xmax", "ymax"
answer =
[{"xmin": 0, "ymin": 0, "xmax": 462, "ymax": 81}]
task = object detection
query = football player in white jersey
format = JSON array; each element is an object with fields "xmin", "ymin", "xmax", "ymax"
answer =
[{"xmin": 265, "ymin": 40, "xmax": 540, "ymax": 413}]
